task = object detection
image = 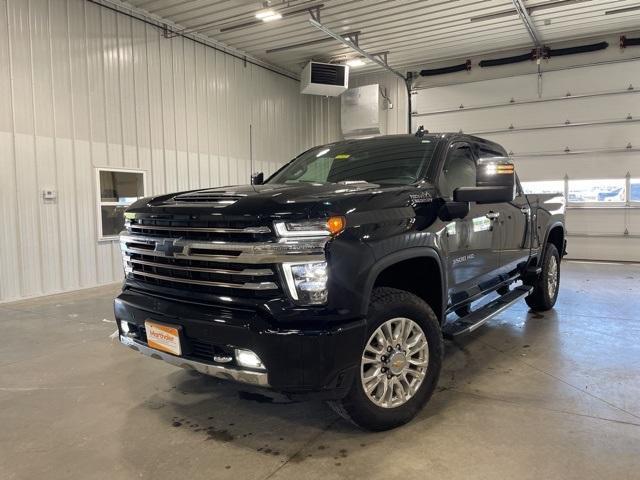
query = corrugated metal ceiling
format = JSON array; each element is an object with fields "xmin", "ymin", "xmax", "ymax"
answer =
[{"xmin": 120, "ymin": 0, "xmax": 640, "ymax": 74}]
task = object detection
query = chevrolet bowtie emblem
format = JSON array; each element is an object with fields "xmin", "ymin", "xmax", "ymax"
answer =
[{"xmin": 154, "ymin": 239, "xmax": 184, "ymax": 257}]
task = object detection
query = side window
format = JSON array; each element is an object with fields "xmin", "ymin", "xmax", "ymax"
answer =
[{"xmin": 440, "ymin": 143, "xmax": 476, "ymax": 198}]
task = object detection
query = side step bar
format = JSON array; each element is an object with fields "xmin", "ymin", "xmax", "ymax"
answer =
[{"xmin": 443, "ymin": 285, "xmax": 533, "ymax": 338}]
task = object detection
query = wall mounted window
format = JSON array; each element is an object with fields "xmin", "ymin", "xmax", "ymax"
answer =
[
  {"xmin": 521, "ymin": 180, "xmax": 564, "ymax": 195},
  {"xmin": 567, "ymin": 178, "xmax": 626, "ymax": 205},
  {"xmin": 96, "ymin": 168, "xmax": 146, "ymax": 240},
  {"xmin": 630, "ymin": 179, "xmax": 640, "ymax": 203}
]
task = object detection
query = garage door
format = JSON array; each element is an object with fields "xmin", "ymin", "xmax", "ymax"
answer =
[{"xmin": 411, "ymin": 59, "xmax": 640, "ymax": 262}]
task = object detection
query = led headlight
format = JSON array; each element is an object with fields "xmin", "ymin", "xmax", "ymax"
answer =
[
  {"xmin": 274, "ymin": 216, "xmax": 345, "ymax": 237},
  {"xmin": 282, "ymin": 261, "xmax": 329, "ymax": 305}
]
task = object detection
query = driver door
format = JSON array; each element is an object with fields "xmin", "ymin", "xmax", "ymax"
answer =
[{"xmin": 439, "ymin": 142, "xmax": 502, "ymax": 306}]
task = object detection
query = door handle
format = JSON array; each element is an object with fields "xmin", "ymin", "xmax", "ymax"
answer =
[
  {"xmin": 486, "ymin": 212, "xmax": 500, "ymax": 220},
  {"xmin": 520, "ymin": 206, "xmax": 531, "ymax": 214}
]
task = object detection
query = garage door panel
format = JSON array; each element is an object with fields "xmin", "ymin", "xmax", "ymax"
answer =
[
  {"xmin": 566, "ymin": 209, "xmax": 626, "ymax": 235},
  {"xmin": 482, "ymin": 123, "xmax": 640, "ymax": 153},
  {"xmin": 541, "ymin": 61, "xmax": 640, "ymax": 97},
  {"xmin": 415, "ymin": 95, "xmax": 637, "ymax": 134},
  {"xmin": 567, "ymin": 236, "xmax": 638, "ymax": 261},
  {"xmin": 413, "ymin": 75, "xmax": 540, "ymax": 113},
  {"xmin": 515, "ymin": 153, "xmax": 640, "ymax": 180},
  {"xmin": 627, "ymin": 209, "xmax": 640, "ymax": 236}
]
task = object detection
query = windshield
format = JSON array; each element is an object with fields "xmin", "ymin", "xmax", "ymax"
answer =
[{"xmin": 267, "ymin": 136, "xmax": 438, "ymax": 186}]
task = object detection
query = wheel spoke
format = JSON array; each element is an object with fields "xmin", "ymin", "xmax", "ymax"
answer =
[
  {"xmin": 408, "ymin": 358, "xmax": 428, "ymax": 367},
  {"xmin": 365, "ymin": 375, "xmax": 383, "ymax": 394},
  {"xmin": 406, "ymin": 332, "xmax": 424, "ymax": 349},
  {"xmin": 381, "ymin": 322, "xmax": 394, "ymax": 344}
]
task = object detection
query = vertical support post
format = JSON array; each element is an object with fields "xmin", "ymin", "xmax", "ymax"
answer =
[{"xmin": 249, "ymin": 124, "xmax": 253, "ymax": 175}]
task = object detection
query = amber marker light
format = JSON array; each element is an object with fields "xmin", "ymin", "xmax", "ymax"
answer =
[{"xmin": 327, "ymin": 216, "xmax": 346, "ymax": 235}]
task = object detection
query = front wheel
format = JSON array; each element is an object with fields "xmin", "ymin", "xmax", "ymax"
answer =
[
  {"xmin": 525, "ymin": 243, "xmax": 560, "ymax": 311},
  {"xmin": 328, "ymin": 287, "xmax": 443, "ymax": 431}
]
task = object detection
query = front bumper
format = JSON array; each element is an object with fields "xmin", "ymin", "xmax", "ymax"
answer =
[
  {"xmin": 114, "ymin": 288, "xmax": 366, "ymax": 399},
  {"xmin": 120, "ymin": 335, "xmax": 269, "ymax": 386}
]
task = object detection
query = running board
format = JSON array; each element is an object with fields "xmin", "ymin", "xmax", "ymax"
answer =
[{"xmin": 443, "ymin": 285, "xmax": 533, "ymax": 338}]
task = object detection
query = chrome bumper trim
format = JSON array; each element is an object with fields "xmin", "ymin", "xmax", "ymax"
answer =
[{"xmin": 120, "ymin": 335, "xmax": 270, "ymax": 387}]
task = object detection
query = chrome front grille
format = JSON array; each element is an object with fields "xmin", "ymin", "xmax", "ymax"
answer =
[
  {"xmin": 126, "ymin": 218, "xmax": 272, "ymax": 242},
  {"xmin": 120, "ymin": 218, "xmax": 326, "ymax": 300}
]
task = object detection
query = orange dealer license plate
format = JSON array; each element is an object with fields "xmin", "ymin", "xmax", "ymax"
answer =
[{"xmin": 145, "ymin": 321, "xmax": 182, "ymax": 356}]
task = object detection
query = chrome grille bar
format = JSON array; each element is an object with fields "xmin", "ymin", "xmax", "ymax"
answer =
[
  {"xmin": 126, "ymin": 223, "xmax": 270, "ymax": 234},
  {"xmin": 120, "ymin": 235, "xmax": 326, "ymax": 265},
  {"xmin": 125, "ymin": 257, "xmax": 273, "ymax": 276},
  {"xmin": 130, "ymin": 271, "xmax": 278, "ymax": 290}
]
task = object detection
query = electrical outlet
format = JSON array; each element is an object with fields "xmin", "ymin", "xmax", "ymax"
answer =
[{"xmin": 42, "ymin": 189, "xmax": 57, "ymax": 201}]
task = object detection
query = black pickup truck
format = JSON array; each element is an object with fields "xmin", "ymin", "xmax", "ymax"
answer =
[{"xmin": 115, "ymin": 132, "xmax": 566, "ymax": 431}]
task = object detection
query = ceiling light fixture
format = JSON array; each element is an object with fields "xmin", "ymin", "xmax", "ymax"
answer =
[
  {"xmin": 218, "ymin": 2, "xmax": 324, "ymax": 33},
  {"xmin": 346, "ymin": 58, "xmax": 366, "ymax": 67},
  {"xmin": 262, "ymin": 12, "xmax": 282, "ymax": 22},
  {"xmin": 255, "ymin": 9, "xmax": 282, "ymax": 22}
]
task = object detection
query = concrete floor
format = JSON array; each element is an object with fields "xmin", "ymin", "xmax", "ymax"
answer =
[{"xmin": 1, "ymin": 261, "xmax": 639, "ymax": 480}]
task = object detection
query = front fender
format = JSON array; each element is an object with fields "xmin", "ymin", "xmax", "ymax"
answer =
[{"xmin": 359, "ymin": 246, "xmax": 446, "ymax": 322}]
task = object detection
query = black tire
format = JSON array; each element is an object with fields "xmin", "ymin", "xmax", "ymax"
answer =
[
  {"xmin": 328, "ymin": 287, "xmax": 443, "ymax": 431},
  {"xmin": 525, "ymin": 243, "xmax": 560, "ymax": 311}
]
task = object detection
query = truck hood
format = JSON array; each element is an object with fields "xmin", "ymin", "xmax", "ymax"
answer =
[{"xmin": 127, "ymin": 182, "xmax": 432, "ymax": 221}]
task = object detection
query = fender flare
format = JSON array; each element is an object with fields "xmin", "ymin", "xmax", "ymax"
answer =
[
  {"xmin": 359, "ymin": 247, "xmax": 447, "ymax": 322},
  {"xmin": 542, "ymin": 221, "xmax": 565, "ymax": 257}
]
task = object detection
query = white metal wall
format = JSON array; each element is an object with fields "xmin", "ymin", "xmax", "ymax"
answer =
[{"xmin": 0, "ymin": 0, "xmax": 340, "ymax": 303}]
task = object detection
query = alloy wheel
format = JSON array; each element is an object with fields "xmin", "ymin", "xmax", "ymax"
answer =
[{"xmin": 360, "ymin": 317, "xmax": 429, "ymax": 408}]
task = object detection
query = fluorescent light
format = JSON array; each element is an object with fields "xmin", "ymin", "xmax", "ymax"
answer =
[
  {"xmin": 262, "ymin": 13, "xmax": 282, "ymax": 22},
  {"xmin": 346, "ymin": 58, "xmax": 366, "ymax": 67},
  {"xmin": 255, "ymin": 9, "xmax": 276, "ymax": 19},
  {"xmin": 256, "ymin": 9, "xmax": 282, "ymax": 22}
]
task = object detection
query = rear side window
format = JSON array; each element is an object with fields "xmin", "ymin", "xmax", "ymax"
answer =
[{"xmin": 440, "ymin": 143, "xmax": 476, "ymax": 198}]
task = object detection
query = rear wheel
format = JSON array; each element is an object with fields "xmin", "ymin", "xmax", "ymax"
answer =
[
  {"xmin": 328, "ymin": 287, "xmax": 443, "ymax": 431},
  {"xmin": 525, "ymin": 243, "xmax": 560, "ymax": 311}
]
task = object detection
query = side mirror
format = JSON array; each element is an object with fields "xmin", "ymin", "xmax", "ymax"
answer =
[
  {"xmin": 438, "ymin": 201, "xmax": 470, "ymax": 221},
  {"xmin": 251, "ymin": 172, "xmax": 264, "ymax": 185},
  {"xmin": 454, "ymin": 157, "xmax": 516, "ymax": 204}
]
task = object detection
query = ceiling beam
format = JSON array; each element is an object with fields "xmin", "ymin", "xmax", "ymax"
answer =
[
  {"xmin": 511, "ymin": 0, "xmax": 542, "ymax": 47},
  {"xmin": 308, "ymin": 16, "xmax": 406, "ymax": 82}
]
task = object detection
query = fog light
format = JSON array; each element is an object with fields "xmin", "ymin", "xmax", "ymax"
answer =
[
  {"xmin": 282, "ymin": 261, "xmax": 328, "ymax": 305},
  {"xmin": 120, "ymin": 320, "xmax": 130, "ymax": 334},
  {"xmin": 235, "ymin": 349, "xmax": 265, "ymax": 370}
]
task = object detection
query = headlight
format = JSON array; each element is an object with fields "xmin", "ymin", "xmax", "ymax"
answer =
[
  {"xmin": 282, "ymin": 261, "xmax": 328, "ymax": 305},
  {"xmin": 274, "ymin": 216, "xmax": 345, "ymax": 237}
]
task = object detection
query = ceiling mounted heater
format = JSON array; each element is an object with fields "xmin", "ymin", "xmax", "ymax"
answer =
[{"xmin": 301, "ymin": 61, "xmax": 349, "ymax": 96}]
